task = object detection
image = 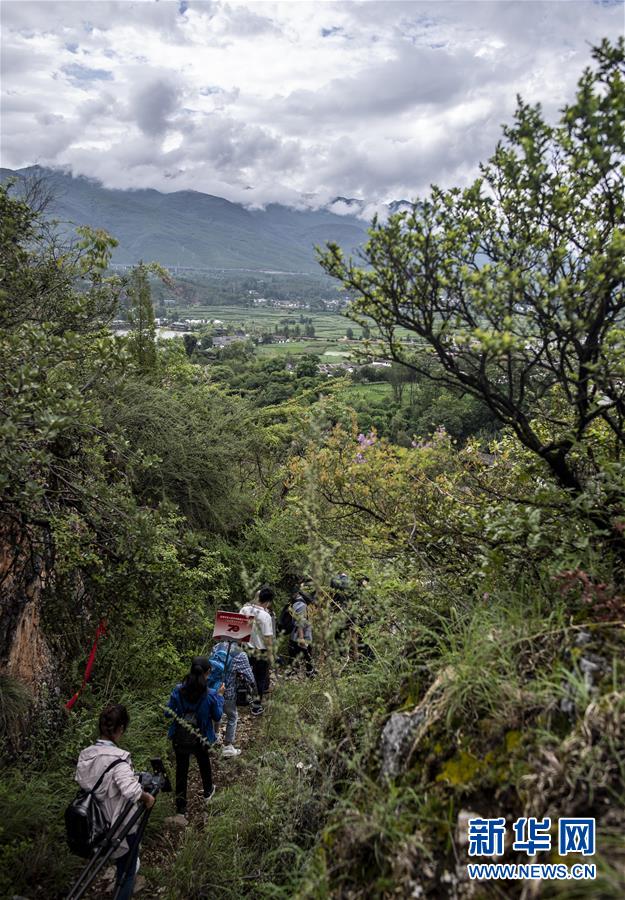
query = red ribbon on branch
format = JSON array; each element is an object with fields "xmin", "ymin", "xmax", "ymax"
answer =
[{"xmin": 65, "ymin": 619, "xmax": 108, "ymax": 710}]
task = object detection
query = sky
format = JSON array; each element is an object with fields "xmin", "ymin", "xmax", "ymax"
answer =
[{"xmin": 1, "ymin": 0, "xmax": 623, "ymax": 215}]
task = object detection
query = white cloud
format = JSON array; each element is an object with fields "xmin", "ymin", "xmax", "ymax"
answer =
[{"xmin": 1, "ymin": 0, "xmax": 623, "ymax": 212}]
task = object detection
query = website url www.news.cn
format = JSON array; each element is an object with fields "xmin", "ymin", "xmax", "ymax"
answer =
[{"xmin": 468, "ymin": 863, "xmax": 596, "ymax": 881}]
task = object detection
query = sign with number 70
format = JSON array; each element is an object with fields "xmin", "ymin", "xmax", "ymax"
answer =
[{"xmin": 212, "ymin": 610, "xmax": 254, "ymax": 642}]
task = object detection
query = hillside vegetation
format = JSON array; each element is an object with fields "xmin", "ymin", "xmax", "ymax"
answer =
[{"xmin": 0, "ymin": 39, "xmax": 624, "ymax": 899}]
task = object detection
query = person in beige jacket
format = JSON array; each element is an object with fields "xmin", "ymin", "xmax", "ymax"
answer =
[{"xmin": 75, "ymin": 704, "xmax": 155, "ymax": 900}]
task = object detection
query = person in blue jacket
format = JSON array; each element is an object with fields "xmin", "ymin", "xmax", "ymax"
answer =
[{"xmin": 166, "ymin": 656, "xmax": 224, "ymax": 815}]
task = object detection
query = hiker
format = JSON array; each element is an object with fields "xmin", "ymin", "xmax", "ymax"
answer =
[
  {"xmin": 211, "ymin": 640, "xmax": 257, "ymax": 757},
  {"xmin": 166, "ymin": 656, "xmax": 224, "ymax": 816},
  {"xmin": 239, "ymin": 585, "xmax": 275, "ymax": 706},
  {"xmin": 74, "ymin": 704, "xmax": 155, "ymax": 900},
  {"xmin": 288, "ymin": 578, "xmax": 316, "ymax": 676}
]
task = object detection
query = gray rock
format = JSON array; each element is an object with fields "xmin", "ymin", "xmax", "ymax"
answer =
[
  {"xmin": 379, "ymin": 669, "xmax": 452, "ymax": 779},
  {"xmin": 379, "ymin": 708, "xmax": 426, "ymax": 779}
]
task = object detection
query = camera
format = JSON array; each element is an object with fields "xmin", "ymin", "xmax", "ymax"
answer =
[{"xmin": 138, "ymin": 757, "xmax": 172, "ymax": 794}]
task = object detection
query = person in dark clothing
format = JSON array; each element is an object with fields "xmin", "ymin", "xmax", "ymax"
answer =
[
  {"xmin": 288, "ymin": 580, "xmax": 316, "ymax": 676},
  {"xmin": 166, "ymin": 657, "xmax": 224, "ymax": 815}
]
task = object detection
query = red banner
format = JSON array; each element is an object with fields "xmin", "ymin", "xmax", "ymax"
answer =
[{"xmin": 65, "ymin": 619, "xmax": 107, "ymax": 710}]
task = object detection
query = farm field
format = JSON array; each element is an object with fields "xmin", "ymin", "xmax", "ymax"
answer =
[
  {"xmin": 170, "ymin": 304, "xmax": 356, "ymax": 339},
  {"xmin": 341, "ymin": 382, "xmax": 393, "ymax": 402},
  {"xmin": 166, "ymin": 303, "xmax": 424, "ymax": 363},
  {"xmin": 256, "ymin": 340, "xmax": 344, "ymax": 357}
]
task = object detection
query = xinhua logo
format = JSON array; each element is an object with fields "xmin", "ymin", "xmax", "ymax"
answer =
[{"xmin": 466, "ymin": 817, "xmax": 597, "ymax": 881}]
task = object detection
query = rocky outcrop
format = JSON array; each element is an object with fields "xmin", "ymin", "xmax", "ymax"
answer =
[
  {"xmin": 379, "ymin": 667, "xmax": 452, "ymax": 779},
  {"xmin": 0, "ymin": 511, "xmax": 55, "ymax": 695}
]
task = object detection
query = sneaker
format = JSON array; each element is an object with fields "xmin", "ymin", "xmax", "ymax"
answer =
[
  {"xmin": 250, "ymin": 702, "xmax": 264, "ymax": 716},
  {"xmin": 221, "ymin": 744, "xmax": 242, "ymax": 758},
  {"xmin": 204, "ymin": 785, "xmax": 216, "ymax": 802}
]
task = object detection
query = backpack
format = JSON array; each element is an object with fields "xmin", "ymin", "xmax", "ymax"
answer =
[
  {"xmin": 173, "ymin": 695, "xmax": 202, "ymax": 751},
  {"xmin": 206, "ymin": 646, "xmax": 231, "ymax": 691},
  {"xmin": 65, "ymin": 758, "xmax": 123, "ymax": 858},
  {"xmin": 277, "ymin": 602, "xmax": 294, "ymax": 635},
  {"xmin": 235, "ymin": 670, "xmax": 254, "ymax": 706}
]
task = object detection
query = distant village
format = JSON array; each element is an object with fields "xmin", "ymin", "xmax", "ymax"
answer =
[{"xmin": 111, "ymin": 306, "xmax": 393, "ymax": 378}]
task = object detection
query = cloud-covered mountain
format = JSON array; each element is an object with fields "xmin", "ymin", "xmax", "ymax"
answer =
[
  {"xmin": 2, "ymin": 2, "xmax": 621, "ymax": 211},
  {"xmin": 1, "ymin": 166, "xmax": 372, "ymax": 272}
]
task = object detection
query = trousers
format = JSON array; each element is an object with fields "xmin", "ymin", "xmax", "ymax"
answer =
[
  {"xmin": 250, "ymin": 653, "xmax": 270, "ymax": 700},
  {"xmin": 174, "ymin": 745, "xmax": 213, "ymax": 813},
  {"xmin": 115, "ymin": 830, "xmax": 140, "ymax": 900},
  {"xmin": 223, "ymin": 696, "xmax": 238, "ymax": 744},
  {"xmin": 288, "ymin": 640, "xmax": 314, "ymax": 675}
]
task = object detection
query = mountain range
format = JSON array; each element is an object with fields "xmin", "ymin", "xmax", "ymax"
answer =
[{"xmin": 1, "ymin": 166, "xmax": 380, "ymax": 273}]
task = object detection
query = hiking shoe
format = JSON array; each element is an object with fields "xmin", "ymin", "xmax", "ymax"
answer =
[
  {"xmin": 204, "ymin": 785, "xmax": 216, "ymax": 802},
  {"xmin": 221, "ymin": 744, "xmax": 242, "ymax": 758},
  {"xmin": 250, "ymin": 702, "xmax": 264, "ymax": 716}
]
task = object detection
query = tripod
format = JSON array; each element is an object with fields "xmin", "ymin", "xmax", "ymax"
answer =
[{"xmin": 65, "ymin": 800, "xmax": 150, "ymax": 900}]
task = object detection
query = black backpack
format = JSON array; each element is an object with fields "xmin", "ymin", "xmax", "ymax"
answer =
[
  {"xmin": 277, "ymin": 602, "xmax": 294, "ymax": 635},
  {"xmin": 65, "ymin": 758, "xmax": 123, "ymax": 858},
  {"xmin": 236, "ymin": 671, "xmax": 254, "ymax": 706},
  {"xmin": 173, "ymin": 696, "xmax": 201, "ymax": 751}
]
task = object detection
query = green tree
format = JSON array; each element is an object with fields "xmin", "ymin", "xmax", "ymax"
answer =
[
  {"xmin": 0, "ymin": 183, "xmax": 121, "ymax": 333},
  {"xmin": 346, "ymin": 326, "xmax": 354, "ymax": 340},
  {"xmin": 183, "ymin": 332, "xmax": 198, "ymax": 357},
  {"xmin": 383, "ymin": 362, "xmax": 413, "ymax": 404},
  {"xmin": 320, "ymin": 39, "xmax": 625, "ymax": 537},
  {"xmin": 296, "ymin": 355, "xmax": 321, "ymax": 378},
  {"xmin": 127, "ymin": 263, "xmax": 157, "ymax": 372}
]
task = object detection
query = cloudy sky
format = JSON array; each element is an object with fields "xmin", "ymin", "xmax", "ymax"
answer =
[{"xmin": 1, "ymin": 0, "xmax": 623, "ymax": 213}]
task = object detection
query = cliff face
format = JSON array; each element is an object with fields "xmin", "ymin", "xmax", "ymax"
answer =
[{"xmin": 0, "ymin": 512, "xmax": 56, "ymax": 696}]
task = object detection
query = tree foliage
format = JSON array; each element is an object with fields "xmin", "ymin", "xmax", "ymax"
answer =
[{"xmin": 320, "ymin": 39, "xmax": 625, "ymax": 525}]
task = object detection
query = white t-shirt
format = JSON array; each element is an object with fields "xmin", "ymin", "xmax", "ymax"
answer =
[{"xmin": 239, "ymin": 603, "xmax": 274, "ymax": 650}]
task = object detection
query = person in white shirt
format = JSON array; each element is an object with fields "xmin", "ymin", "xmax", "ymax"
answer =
[{"xmin": 239, "ymin": 586, "xmax": 274, "ymax": 703}]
